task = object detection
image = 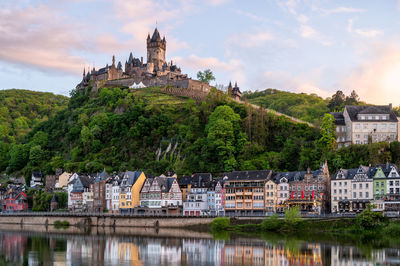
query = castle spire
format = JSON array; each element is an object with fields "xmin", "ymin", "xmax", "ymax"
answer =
[
  {"xmin": 234, "ymin": 81, "xmax": 238, "ymax": 88},
  {"xmin": 112, "ymin": 55, "xmax": 115, "ymax": 66},
  {"xmin": 83, "ymin": 68, "xmax": 85, "ymax": 77}
]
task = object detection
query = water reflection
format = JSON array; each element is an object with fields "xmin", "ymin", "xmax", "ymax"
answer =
[{"xmin": 0, "ymin": 229, "xmax": 398, "ymax": 265}]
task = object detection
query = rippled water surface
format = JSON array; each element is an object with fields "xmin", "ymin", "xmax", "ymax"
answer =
[{"xmin": 0, "ymin": 225, "xmax": 399, "ymax": 265}]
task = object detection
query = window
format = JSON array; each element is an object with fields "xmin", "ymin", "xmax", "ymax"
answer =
[
  {"xmin": 361, "ymin": 115, "xmax": 365, "ymax": 120},
  {"xmin": 339, "ymin": 189, "xmax": 342, "ymax": 194},
  {"xmin": 373, "ymin": 124, "xmax": 377, "ymax": 130},
  {"xmin": 368, "ymin": 116, "xmax": 372, "ymax": 120},
  {"xmin": 359, "ymin": 183, "xmax": 362, "ymax": 189},
  {"xmin": 356, "ymin": 134, "xmax": 360, "ymax": 139},
  {"xmin": 353, "ymin": 192, "xmax": 356, "ymax": 198},
  {"xmin": 344, "ymin": 189, "xmax": 347, "ymax": 194},
  {"xmin": 366, "ymin": 183, "xmax": 369, "ymax": 188},
  {"xmin": 382, "ymin": 115, "xmax": 387, "ymax": 120},
  {"xmin": 355, "ymin": 124, "xmax": 360, "ymax": 130},
  {"xmin": 356, "ymin": 140, "xmax": 360, "ymax": 144},
  {"xmin": 353, "ymin": 184, "xmax": 356, "ymax": 189},
  {"xmin": 364, "ymin": 134, "xmax": 368, "ymax": 139},
  {"xmin": 375, "ymin": 116, "xmax": 379, "ymax": 120},
  {"xmin": 390, "ymin": 181, "xmax": 394, "ymax": 186},
  {"xmin": 381, "ymin": 181, "xmax": 384, "ymax": 187},
  {"xmin": 366, "ymin": 192, "xmax": 369, "ymax": 198},
  {"xmin": 359, "ymin": 192, "xmax": 363, "ymax": 197},
  {"xmin": 390, "ymin": 124, "xmax": 396, "ymax": 130},
  {"xmin": 334, "ymin": 189, "xmax": 337, "ymax": 194},
  {"xmin": 382, "ymin": 124, "xmax": 387, "ymax": 129}
]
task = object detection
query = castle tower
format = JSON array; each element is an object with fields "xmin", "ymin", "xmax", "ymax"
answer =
[
  {"xmin": 227, "ymin": 81, "xmax": 232, "ymax": 95},
  {"xmin": 147, "ymin": 28, "xmax": 166, "ymax": 71}
]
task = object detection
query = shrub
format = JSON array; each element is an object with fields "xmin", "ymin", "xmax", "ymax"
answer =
[
  {"xmin": 384, "ymin": 222, "xmax": 400, "ymax": 237},
  {"xmin": 284, "ymin": 206, "xmax": 301, "ymax": 226},
  {"xmin": 54, "ymin": 220, "xmax": 70, "ymax": 229},
  {"xmin": 211, "ymin": 217, "xmax": 230, "ymax": 231},
  {"xmin": 356, "ymin": 205, "xmax": 385, "ymax": 231},
  {"xmin": 261, "ymin": 214, "xmax": 283, "ymax": 231}
]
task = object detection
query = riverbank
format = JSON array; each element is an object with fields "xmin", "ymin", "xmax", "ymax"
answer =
[{"xmin": 0, "ymin": 213, "xmax": 215, "ymax": 228}]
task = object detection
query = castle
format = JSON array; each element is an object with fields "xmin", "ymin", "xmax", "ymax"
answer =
[{"xmin": 77, "ymin": 28, "xmax": 212, "ymax": 93}]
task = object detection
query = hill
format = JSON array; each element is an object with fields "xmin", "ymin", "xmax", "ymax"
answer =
[
  {"xmin": 242, "ymin": 89, "xmax": 329, "ymax": 125},
  {"xmin": 0, "ymin": 86, "xmax": 323, "ymax": 180},
  {"xmin": 0, "ymin": 89, "xmax": 69, "ymax": 143}
]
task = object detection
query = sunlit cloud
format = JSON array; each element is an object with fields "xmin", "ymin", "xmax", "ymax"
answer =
[
  {"xmin": 347, "ymin": 19, "xmax": 383, "ymax": 38},
  {"xmin": 343, "ymin": 42, "xmax": 400, "ymax": 105}
]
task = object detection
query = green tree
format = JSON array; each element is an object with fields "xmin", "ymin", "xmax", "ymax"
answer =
[
  {"xmin": 206, "ymin": 105, "xmax": 247, "ymax": 171},
  {"xmin": 197, "ymin": 69, "xmax": 215, "ymax": 84},
  {"xmin": 29, "ymin": 145, "xmax": 45, "ymax": 166},
  {"xmin": 7, "ymin": 144, "xmax": 29, "ymax": 173},
  {"xmin": 319, "ymin": 113, "xmax": 336, "ymax": 152},
  {"xmin": 328, "ymin": 90, "xmax": 345, "ymax": 111},
  {"xmin": 284, "ymin": 206, "xmax": 301, "ymax": 226}
]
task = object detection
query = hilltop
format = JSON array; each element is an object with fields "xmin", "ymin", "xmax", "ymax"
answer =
[
  {"xmin": 242, "ymin": 89, "xmax": 329, "ymax": 125},
  {"xmin": 1, "ymin": 86, "xmax": 322, "ymax": 181},
  {"xmin": 0, "ymin": 89, "xmax": 69, "ymax": 143}
]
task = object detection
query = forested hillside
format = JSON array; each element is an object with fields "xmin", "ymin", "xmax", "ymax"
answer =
[
  {"xmin": 0, "ymin": 89, "xmax": 69, "ymax": 143},
  {"xmin": 242, "ymin": 89, "xmax": 363, "ymax": 124},
  {"xmin": 1, "ymin": 86, "xmax": 323, "ymax": 182}
]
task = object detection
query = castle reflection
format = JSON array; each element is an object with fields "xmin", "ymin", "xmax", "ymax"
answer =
[{"xmin": 0, "ymin": 230, "xmax": 398, "ymax": 265}]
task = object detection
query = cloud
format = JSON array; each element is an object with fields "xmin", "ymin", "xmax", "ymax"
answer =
[
  {"xmin": 316, "ymin": 6, "xmax": 366, "ymax": 15},
  {"xmin": 259, "ymin": 70, "xmax": 331, "ymax": 98},
  {"xmin": 299, "ymin": 25, "xmax": 332, "ymax": 46},
  {"xmin": 342, "ymin": 42, "xmax": 400, "ymax": 105},
  {"xmin": 172, "ymin": 54, "xmax": 245, "ymax": 84},
  {"xmin": 203, "ymin": 0, "xmax": 231, "ymax": 6},
  {"xmin": 235, "ymin": 10, "xmax": 269, "ymax": 23},
  {"xmin": 278, "ymin": 0, "xmax": 309, "ymax": 23},
  {"xmin": 0, "ymin": 5, "xmax": 87, "ymax": 74},
  {"xmin": 347, "ymin": 19, "xmax": 383, "ymax": 38},
  {"xmin": 228, "ymin": 32, "xmax": 275, "ymax": 48}
]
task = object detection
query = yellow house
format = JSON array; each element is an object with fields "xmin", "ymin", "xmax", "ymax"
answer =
[
  {"xmin": 56, "ymin": 172, "xmax": 72, "ymax": 189},
  {"xmin": 119, "ymin": 171, "xmax": 146, "ymax": 213}
]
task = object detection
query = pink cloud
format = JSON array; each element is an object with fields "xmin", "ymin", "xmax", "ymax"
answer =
[
  {"xmin": 342, "ymin": 42, "xmax": 400, "ymax": 105},
  {"xmin": 0, "ymin": 5, "xmax": 87, "ymax": 74}
]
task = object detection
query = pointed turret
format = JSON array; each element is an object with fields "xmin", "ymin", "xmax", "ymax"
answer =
[
  {"xmin": 151, "ymin": 28, "xmax": 161, "ymax": 42},
  {"xmin": 128, "ymin": 52, "xmax": 133, "ymax": 63},
  {"xmin": 112, "ymin": 55, "xmax": 115, "ymax": 66},
  {"xmin": 117, "ymin": 61, "xmax": 122, "ymax": 70}
]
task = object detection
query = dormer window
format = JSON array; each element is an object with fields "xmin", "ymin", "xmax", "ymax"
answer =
[
  {"xmin": 382, "ymin": 116, "xmax": 387, "ymax": 120},
  {"xmin": 375, "ymin": 116, "xmax": 379, "ymax": 120},
  {"xmin": 361, "ymin": 116, "xmax": 365, "ymax": 120},
  {"xmin": 368, "ymin": 116, "xmax": 372, "ymax": 120}
]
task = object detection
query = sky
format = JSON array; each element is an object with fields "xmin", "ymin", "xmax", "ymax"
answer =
[{"xmin": 1, "ymin": 0, "xmax": 400, "ymax": 105}]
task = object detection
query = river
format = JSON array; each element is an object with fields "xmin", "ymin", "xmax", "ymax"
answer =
[{"xmin": 0, "ymin": 225, "xmax": 399, "ymax": 265}]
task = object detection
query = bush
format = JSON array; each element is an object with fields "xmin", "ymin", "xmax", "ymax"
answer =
[
  {"xmin": 261, "ymin": 214, "xmax": 283, "ymax": 231},
  {"xmin": 356, "ymin": 205, "xmax": 385, "ymax": 231},
  {"xmin": 384, "ymin": 222, "xmax": 400, "ymax": 236},
  {"xmin": 54, "ymin": 220, "xmax": 70, "ymax": 229},
  {"xmin": 211, "ymin": 217, "xmax": 230, "ymax": 231},
  {"xmin": 284, "ymin": 206, "xmax": 301, "ymax": 226}
]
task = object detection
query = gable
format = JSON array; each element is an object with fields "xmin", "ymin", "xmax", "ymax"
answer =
[{"xmin": 374, "ymin": 168, "xmax": 385, "ymax": 178}]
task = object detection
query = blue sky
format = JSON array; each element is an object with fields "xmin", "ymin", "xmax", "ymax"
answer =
[{"xmin": 1, "ymin": 0, "xmax": 400, "ymax": 104}]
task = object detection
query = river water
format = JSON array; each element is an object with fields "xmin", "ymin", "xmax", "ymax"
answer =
[{"xmin": 0, "ymin": 225, "xmax": 399, "ymax": 266}]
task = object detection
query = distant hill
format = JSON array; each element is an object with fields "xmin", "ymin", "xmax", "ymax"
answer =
[
  {"xmin": 1, "ymin": 86, "xmax": 321, "ymax": 180},
  {"xmin": 242, "ymin": 89, "xmax": 329, "ymax": 125},
  {"xmin": 0, "ymin": 89, "xmax": 69, "ymax": 142}
]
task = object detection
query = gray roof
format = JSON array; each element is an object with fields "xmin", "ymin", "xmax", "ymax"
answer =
[
  {"xmin": 121, "ymin": 171, "xmax": 143, "ymax": 187},
  {"xmin": 331, "ymin": 112, "xmax": 345, "ymax": 125},
  {"xmin": 345, "ymin": 105, "xmax": 398, "ymax": 122},
  {"xmin": 151, "ymin": 28, "xmax": 161, "ymax": 42},
  {"xmin": 224, "ymin": 170, "xmax": 272, "ymax": 181}
]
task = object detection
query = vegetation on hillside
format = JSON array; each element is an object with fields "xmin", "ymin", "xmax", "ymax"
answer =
[
  {"xmin": 242, "ymin": 89, "xmax": 363, "ymax": 124},
  {"xmin": 0, "ymin": 86, "xmax": 324, "ymax": 182},
  {"xmin": 2, "ymin": 87, "xmax": 400, "ymax": 184},
  {"xmin": 0, "ymin": 89, "xmax": 68, "ymax": 143}
]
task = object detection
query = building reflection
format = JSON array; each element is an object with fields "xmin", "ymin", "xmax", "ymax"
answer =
[{"xmin": 0, "ymin": 231, "xmax": 399, "ymax": 266}]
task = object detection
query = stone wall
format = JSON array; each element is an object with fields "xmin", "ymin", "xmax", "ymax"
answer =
[{"xmin": 0, "ymin": 214, "xmax": 214, "ymax": 228}]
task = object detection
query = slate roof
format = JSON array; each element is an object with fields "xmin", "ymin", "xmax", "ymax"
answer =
[
  {"xmin": 151, "ymin": 28, "xmax": 162, "ymax": 42},
  {"xmin": 331, "ymin": 112, "xmax": 345, "ymax": 125},
  {"xmin": 223, "ymin": 170, "xmax": 272, "ymax": 181},
  {"xmin": 32, "ymin": 172, "xmax": 44, "ymax": 178},
  {"xmin": 121, "ymin": 171, "xmax": 143, "ymax": 187},
  {"xmin": 344, "ymin": 105, "xmax": 398, "ymax": 122}
]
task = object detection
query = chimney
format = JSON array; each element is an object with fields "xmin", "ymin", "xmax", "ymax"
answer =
[{"xmin": 389, "ymin": 103, "xmax": 392, "ymax": 110}]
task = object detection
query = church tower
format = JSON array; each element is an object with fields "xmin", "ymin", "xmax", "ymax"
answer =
[{"xmin": 147, "ymin": 28, "xmax": 166, "ymax": 71}]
